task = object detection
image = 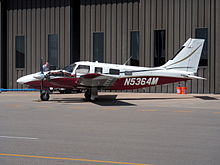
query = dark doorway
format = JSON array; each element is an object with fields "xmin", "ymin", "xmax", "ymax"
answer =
[
  {"xmin": 154, "ymin": 30, "xmax": 166, "ymax": 67},
  {"xmin": 1, "ymin": 0, "xmax": 7, "ymax": 88},
  {"xmin": 70, "ymin": 0, "xmax": 80, "ymax": 63}
]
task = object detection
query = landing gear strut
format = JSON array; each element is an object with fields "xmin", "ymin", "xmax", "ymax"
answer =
[
  {"xmin": 84, "ymin": 88, "xmax": 98, "ymax": 102},
  {"xmin": 40, "ymin": 90, "xmax": 50, "ymax": 101}
]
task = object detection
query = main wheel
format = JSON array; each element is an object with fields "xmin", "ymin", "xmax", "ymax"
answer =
[
  {"xmin": 84, "ymin": 89, "xmax": 91, "ymax": 101},
  {"xmin": 84, "ymin": 89, "xmax": 97, "ymax": 102},
  {"xmin": 40, "ymin": 92, "xmax": 50, "ymax": 101}
]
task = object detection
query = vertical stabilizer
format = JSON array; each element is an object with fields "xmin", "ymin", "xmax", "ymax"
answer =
[{"xmin": 162, "ymin": 38, "xmax": 205, "ymax": 73}]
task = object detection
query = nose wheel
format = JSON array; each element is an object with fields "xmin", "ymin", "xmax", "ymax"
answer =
[{"xmin": 40, "ymin": 91, "xmax": 50, "ymax": 101}]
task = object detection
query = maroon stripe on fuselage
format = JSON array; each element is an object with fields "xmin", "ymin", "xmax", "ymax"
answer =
[
  {"xmin": 25, "ymin": 78, "xmax": 78, "ymax": 89},
  {"xmin": 109, "ymin": 76, "xmax": 189, "ymax": 90}
]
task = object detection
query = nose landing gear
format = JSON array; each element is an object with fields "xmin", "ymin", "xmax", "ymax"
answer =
[{"xmin": 40, "ymin": 90, "xmax": 50, "ymax": 101}]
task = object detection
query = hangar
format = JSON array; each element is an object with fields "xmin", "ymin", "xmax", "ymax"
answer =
[{"xmin": 0, "ymin": 0, "xmax": 220, "ymax": 93}]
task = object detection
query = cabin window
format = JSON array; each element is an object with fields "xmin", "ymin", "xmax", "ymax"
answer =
[
  {"xmin": 48, "ymin": 34, "xmax": 58, "ymax": 69},
  {"xmin": 76, "ymin": 65, "xmax": 90, "ymax": 74},
  {"xmin": 109, "ymin": 69, "xmax": 120, "ymax": 75},
  {"xmin": 154, "ymin": 30, "xmax": 166, "ymax": 67},
  {"xmin": 95, "ymin": 67, "xmax": 103, "ymax": 74},
  {"xmin": 195, "ymin": 28, "xmax": 208, "ymax": 66},
  {"xmin": 130, "ymin": 31, "xmax": 140, "ymax": 66},
  {"xmin": 63, "ymin": 64, "xmax": 76, "ymax": 73},
  {"xmin": 93, "ymin": 32, "xmax": 104, "ymax": 62},
  {"xmin": 16, "ymin": 36, "xmax": 25, "ymax": 68},
  {"xmin": 125, "ymin": 71, "xmax": 132, "ymax": 76}
]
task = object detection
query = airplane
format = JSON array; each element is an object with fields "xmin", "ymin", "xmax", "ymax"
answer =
[{"xmin": 17, "ymin": 38, "xmax": 205, "ymax": 101}]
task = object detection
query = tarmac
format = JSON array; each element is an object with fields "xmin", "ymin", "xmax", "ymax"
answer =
[{"xmin": 0, "ymin": 92, "xmax": 220, "ymax": 165}]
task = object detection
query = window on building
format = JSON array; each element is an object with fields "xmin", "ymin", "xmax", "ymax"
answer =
[
  {"xmin": 109, "ymin": 69, "xmax": 120, "ymax": 75},
  {"xmin": 93, "ymin": 32, "xmax": 104, "ymax": 63},
  {"xmin": 16, "ymin": 36, "xmax": 25, "ymax": 68},
  {"xmin": 195, "ymin": 28, "xmax": 208, "ymax": 66},
  {"xmin": 130, "ymin": 31, "xmax": 140, "ymax": 66},
  {"xmin": 95, "ymin": 67, "xmax": 103, "ymax": 74},
  {"xmin": 48, "ymin": 34, "xmax": 58, "ymax": 69},
  {"xmin": 154, "ymin": 30, "xmax": 166, "ymax": 67}
]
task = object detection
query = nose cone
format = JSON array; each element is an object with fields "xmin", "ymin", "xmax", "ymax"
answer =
[{"xmin": 17, "ymin": 76, "xmax": 25, "ymax": 84}]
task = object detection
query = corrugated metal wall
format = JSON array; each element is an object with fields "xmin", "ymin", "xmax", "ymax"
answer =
[
  {"xmin": 216, "ymin": 0, "xmax": 220, "ymax": 93},
  {"xmin": 80, "ymin": 0, "xmax": 219, "ymax": 94},
  {"xmin": 7, "ymin": 0, "xmax": 71, "ymax": 89},
  {"xmin": 0, "ymin": 0, "xmax": 2, "ymax": 88}
]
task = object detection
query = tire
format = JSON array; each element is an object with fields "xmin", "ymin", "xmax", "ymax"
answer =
[
  {"xmin": 40, "ymin": 92, "xmax": 50, "ymax": 101},
  {"xmin": 84, "ymin": 89, "xmax": 91, "ymax": 101}
]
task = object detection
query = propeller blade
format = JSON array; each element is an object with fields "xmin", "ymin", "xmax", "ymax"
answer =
[
  {"xmin": 40, "ymin": 58, "xmax": 43, "ymax": 74},
  {"xmin": 40, "ymin": 58, "xmax": 44, "ymax": 91}
]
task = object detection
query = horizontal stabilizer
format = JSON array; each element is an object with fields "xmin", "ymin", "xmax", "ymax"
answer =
[{"xmin": 187, "ymin": 75, "xmax": 206, "ymax": 80}]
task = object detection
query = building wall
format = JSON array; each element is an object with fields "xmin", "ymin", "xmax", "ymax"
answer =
[
  {"xmin": 216, "ymin": 0, "xmax": 220, "ymax": 93},
  {"xmin": 7, "ymin": 0, "xmax": 71, "ymax": 89},
  {"xmin": 80, "ymin": 0, "xmax": 219, "ymax": 93},
  {"xmin": 0, "ymin": 0, "xmax": 2, "ymax": 88}
]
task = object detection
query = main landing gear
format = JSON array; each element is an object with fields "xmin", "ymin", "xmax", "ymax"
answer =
[
  {"xmin": 40, "ymin": 90, "xmax": 50, "ymax": 101},
  {"xmin": 84, "ymin": 88, "xmax": 98, "ymax": 102}
]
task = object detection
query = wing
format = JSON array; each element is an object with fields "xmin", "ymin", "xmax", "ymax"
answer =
[{"xmin": 77, "ymin": 73, "xmax": 119, "ymax": 88}]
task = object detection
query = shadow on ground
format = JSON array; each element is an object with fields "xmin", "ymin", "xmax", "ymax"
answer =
[
  {"xmin": 45, "ymin": 94, "xmax": 197, "ymax": 106},
  {"xmin": 194, "ymin": 96, "xmax": 219, "ymax": 100},
  {"xmin": 49, "ymin": 95, "xmax": 135, "ymax": 106}
]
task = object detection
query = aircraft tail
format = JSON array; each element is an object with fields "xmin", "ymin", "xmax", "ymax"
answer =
[{"xmin": 162, "ymin": 38, "xmax": 205, "ymax": 74}]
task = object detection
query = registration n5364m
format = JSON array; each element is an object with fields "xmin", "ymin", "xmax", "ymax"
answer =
[{"xmin": 124, "ymin": 77, "xmax": 159, "ymax": 86}]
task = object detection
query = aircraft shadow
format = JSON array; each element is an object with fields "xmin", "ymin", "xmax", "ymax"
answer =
[
  {"xmin": 49, "ymin": 95, "xmax": 136, "ymax": 106},
  {"xmin": 117, "ymin": 97, "xmax": 193, "ymax": 101},
  {"xmin": 49, "ymin": 98, "xmax": 86, "ymax": 103},
  {"xmin": 47, "ymin": 95, "xmax": 194, "ymax": 106},
  {"xmin": 194, "ymin": 96, "xmax": 218, "ymax": 100},
  {"xmin": 94, "ymin": 95, "xmax": 136, "ymax": 106}
]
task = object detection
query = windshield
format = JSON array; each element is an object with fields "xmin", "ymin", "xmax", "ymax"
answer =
[{"xmin": 63, "ymin": 64, "xmax": 76, "ymax": 73}]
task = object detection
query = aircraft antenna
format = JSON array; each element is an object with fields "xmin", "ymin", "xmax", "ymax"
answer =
[{"xmin": 123, "ymin": 56, "xmax": 132, "ymax": 65}]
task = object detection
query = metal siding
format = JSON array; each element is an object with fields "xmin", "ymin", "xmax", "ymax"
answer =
[
  {"xmin": 105, "ymin": 1, "xmax": 111, "ymax": 63},
  {"xmin": 26, "ymin": 8, "xmax": 32, "ymax": 75},
  {"xmin": 80, "ymin": 0, "xmax": 85, "ymax": 60},
  {"xmin": 65, "ymin": 6, "xmax": 70, "ymax": 65},
  {"xmin": 0, "ymin": 1, "xmax": 1, "ymax": 87},
  {"xmin": 215, "ymin": 0, "xmax": 220, "ymax": 93},
  {"xmin": 36, "ymin": 7, "xmax": 41, "ymax": 74},
  {"xmin": 111, "ymin": 1, "xmax": 116, "ymax": 63},
  {"xmin": 13, "ymin": 9, "xmax": 18, "ymax": 88},
  {"xmin": 95, "ymin": 0, "xmax": 101, "ymax": 32},
  {"xmin": 85, "ymin": 1, "xmax": 91, "ymax": 61},
  {"xmin": 91, "ymin": 1, "xmax": 95, "ymax": 61},
  {"xmin": 121, "ymin": 2, "xmax": 128, "ymax": 66},
  {"xmin": 116, "ymin": 2, "xmax": 122, "ymax": 64},
  {"xmin": 31, "ymin": 7, "xmax": 36, "ymax": 73},
  {"xmin": 210, "ymin": 0, "xmax": 215, "ymax": 93},
  {"xmin": 7, "ymin": 0, "xmax": 71, "ymax": 88},
  {"xmin": 40, "ymin": 6, "xmax": 46, "ymax": 63},
  {"xmin": 81, "ymin": 0, "xmax": 217, "ymax": 94}
]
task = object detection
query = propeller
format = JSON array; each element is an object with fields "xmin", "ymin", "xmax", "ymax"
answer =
[{"xmin": 40, "ymin": 58, "xmax": 44, "ymax": 91}]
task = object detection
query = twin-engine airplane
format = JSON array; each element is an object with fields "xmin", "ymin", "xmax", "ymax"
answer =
[{"xmin": 17, "ymin": 38, "xmax": 205, "ymax": 101}]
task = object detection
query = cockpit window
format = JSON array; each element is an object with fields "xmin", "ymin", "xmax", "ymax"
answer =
[
  {"xmin": 63, "ymin": 64, "xmax": 76, "ymax": 73},
  {"xmin": 76, "ymin": 65, "xmax": 90, "ymax": 74}
]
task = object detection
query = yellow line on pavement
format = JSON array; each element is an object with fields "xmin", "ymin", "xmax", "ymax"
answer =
[
  {"xmin": 0, "ymin": 153, "xmax": 152, "ymax": 165},
  {"xmin": 213, "ymin": 112, "xmax": 220, "ymax": 114},
  {"xmin": 141, "ymin": 110, "xmax": 159, "ymax": 112},
  {"xmin": 173, "ymin": 110, "xmax": 192, "ymax": 113}
]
